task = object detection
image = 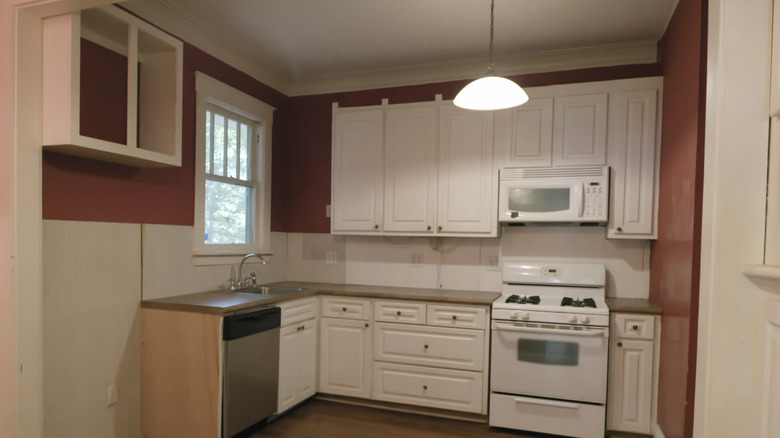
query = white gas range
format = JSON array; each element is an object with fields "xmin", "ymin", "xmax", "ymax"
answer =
[{"xmin": 490, "ymin": 259, "xmax": 610, "ymax": 438}]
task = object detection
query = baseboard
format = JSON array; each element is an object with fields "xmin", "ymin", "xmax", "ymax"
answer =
[{"xmin": 654, "ymin": 422, "xmax": 666, "ymax": 438}]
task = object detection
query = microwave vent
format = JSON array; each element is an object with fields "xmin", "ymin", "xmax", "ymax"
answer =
[{"xmin": 501, "ymin": 166, "xmax": 608, "ymax": 180}]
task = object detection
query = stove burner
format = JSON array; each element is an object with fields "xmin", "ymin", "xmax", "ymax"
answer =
[
  {"xmin": 506, "ymin": 295, "xmax": 541, "ymax": 305},
  {"xmin": 561, "ymin": 297, "xmax": 597, "ymax": 308}
]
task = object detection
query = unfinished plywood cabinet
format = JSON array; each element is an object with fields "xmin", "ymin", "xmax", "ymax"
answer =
[{"xmin": 42, "ymin": 6, "xmax": 182, "ymax": 167}]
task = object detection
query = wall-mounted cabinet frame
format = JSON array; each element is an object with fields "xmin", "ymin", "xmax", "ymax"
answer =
[{"xmin": 42, "ymin": 6, "xmax": 183, "ymax": 167}]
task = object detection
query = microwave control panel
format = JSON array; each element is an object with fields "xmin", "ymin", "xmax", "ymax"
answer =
[{"xmin": 584, "ymin": 183, "xmax": 606, "ymax": 219}]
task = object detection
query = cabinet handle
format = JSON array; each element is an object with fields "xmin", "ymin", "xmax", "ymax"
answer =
[
  {"xmin": 342, "ymin": 307, "xmax": 347, "ymax": 311},
  {"xmin": 451, "ymin": 315, "xmax": 457, "ymax": 320},
  {"xmin": 396, "ymin": 311, "xmax": 402, "ymax": 316},
  {"xmin": 438, "ymin": 225, "xmax": 443, "ymax": 232},
  {"xmin": 364, "ymin": 323, "xmax": 369, "ymax": 328},
  {"xmin": 427, "ymin": 225, "xmax": 432, "ymax": 231},
  {"xmin": 617, "ymin": 341, "xmax": 623, "ymax": 347},
  {"xmin": 617, "ymin": 226, "xmax": 623, "ymax": 232},
  {"xmin": 632, "ymin": 325, "xmax": 639, "ymax": 330},
  {"xmin": 424, "ymin": 344, "xmax": 429, "ymax": 349},
  {"xmin": 423, "ymin": 385, "xmax": 428, "ymax": 390},
  {"xmin": 374, "ymin": 224, "xmax": 379, "ymax": 230}
]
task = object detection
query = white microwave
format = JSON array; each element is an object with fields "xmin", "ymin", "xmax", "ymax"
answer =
[{"xmin": 498, "ymin": 166, "xmax": 609, "ymax": 224}]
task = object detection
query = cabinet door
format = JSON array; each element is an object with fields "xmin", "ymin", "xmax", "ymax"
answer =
[
  {"xmin": 278, "ymin": 323, "xmax": 300, "ymax": 413},
  {"xmin": 297, "ymin": 319, "xmax": 318, "ymax": 402},
  {"xmin": 437, "ymin": 104, "xmax": 496, "ymax": 235},
  {"xmin": 499, "ymin": 98, "xmax": 554, "ymax": 168},
  {"xmin": 607, "ymin": 89, "xmax": 660, "ymax": 239},
  {"xmin": 608, "ymin": 338, "xmax": 653, "ymax": 434},
  {"xmin": 319, "ymin": 318, "xmax": 372, "ymax": 398},
  {"xmin": 553, "ymin": 93, "xmax": 608, "ymax": 166},
  {"xmin": 332, "ymin": 107, "xmax": 384, "ymax": 233},
  {"xmin": 383, "ymin": 104, "xmax": 438, "ymax": 232}
]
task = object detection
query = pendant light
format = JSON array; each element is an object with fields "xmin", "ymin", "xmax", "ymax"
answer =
[{"xmin": 453, "ymin": 0, "xmax": 529, "ymax": 111}]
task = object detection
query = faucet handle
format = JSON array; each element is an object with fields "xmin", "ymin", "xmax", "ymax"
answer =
[{"xmin": 249, "ymin": 272, "xmax": 257, "ymax": 286}]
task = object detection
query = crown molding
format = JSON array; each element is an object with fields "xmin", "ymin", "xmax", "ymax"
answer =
[
  {"xmin": 288, "ymin": 41, "xmax": 659, "ymax": 96},
  {"xmin": 121, "ymin": 0, "xmax": 293, "ymax": 94}
]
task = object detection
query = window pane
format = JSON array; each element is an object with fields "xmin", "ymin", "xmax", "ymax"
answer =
[
  {"xmin": 204, "ymin": 179, "xmax": 252, "ymax": 244},
  {"xmin": 227, "ymin": 118, "xmax": 238, "ymax": 178},
  {"xmin": 213, "ymin": 114, "xmax": 225, "ymax": 176},
  {"xmin": 205, "ymin": 110, "xmax": 212, "ymax": 174},
  {"xmin": 239, "ymin": 123, "xmax": 249, "ymax": 181}
]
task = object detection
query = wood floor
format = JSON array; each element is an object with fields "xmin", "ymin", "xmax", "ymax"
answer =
[{"xmin": 250, "ymin": 399, "xmax": 547, "ymax": 438}]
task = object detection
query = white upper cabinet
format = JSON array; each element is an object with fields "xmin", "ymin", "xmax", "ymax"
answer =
[
  {"xmin": 331, "ymin": 104, "xmax": 384, "ymax": 233},
  {"xmin": 437, "ymin": 104, "xmax": 497, "ymax": 236},
  {"xmin": 383, "ymin": 103, "xmax": 438, "ymax": 233},
  {"xmin": 552, "ymin": 93, "xmax": 608, "ymax": 166},
  {"xmin": 42, "ymin": 6, "xmax": 182, "ymax": 167},
  {"xmin": 607, "ymin": 83, "xmax": 662, "ymax": 239},
  {"xmin": 498, "ymin": 98, "xmax": 554, "ymax": 168}
]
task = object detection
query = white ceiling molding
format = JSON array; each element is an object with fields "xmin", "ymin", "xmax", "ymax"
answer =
[
  {"xmin": 121, "ymin": 0, "xmax": 293, "ymax": 95},
  {"xmin": 288, "ymin": 41, "xmax": 659, "ymax": 97}
]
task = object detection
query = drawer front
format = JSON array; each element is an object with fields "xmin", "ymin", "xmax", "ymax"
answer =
[
  {"xmin": 489, "ymin": 392, "xmax": 605, "ymax": 437},
  {"xmin": 279, "ymin": 297, "xmax": 318, "ymax": 327},
  {"xmin": 321, "ymin": 296, "xmax": 371, "ymax": 320},
  {"xmin": 427, "ymin": 304, "xmax": 487, "ymax": 329},
  {"xmin": 614, "ymin": 314, "xmax": 655, "ymax": 339},
  {"xmin": 372, "ymin": 362, "xmax": 483, "ymax": 414},
  {"xmin": 374, "ymin": 323, "xmax": 484, "ymax": 371},
  {"xmin": 374, "ymin": 301, "xmax": 426, "ymax": 324}
]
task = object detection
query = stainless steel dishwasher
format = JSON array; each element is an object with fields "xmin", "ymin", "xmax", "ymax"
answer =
[{"xmin": 222, "ymin": 306, "xmax": 281, "ymax": 437}]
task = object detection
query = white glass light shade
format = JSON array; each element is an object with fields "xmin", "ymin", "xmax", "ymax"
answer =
[{"xmin": 453, "ymin": 75, "xmax": 529, "ymax": 111}]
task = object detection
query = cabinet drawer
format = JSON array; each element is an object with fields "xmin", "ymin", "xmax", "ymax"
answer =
[
  {"xmin": 374, "ymin": 323, "xmax": 484, "ymax": 371},
  {"xmin": 321, "ymin": 296, "xmax": 371, "ymax": 320},
  {"xmin": 427, "ymin": 304, "xmax": 487, "ymax": 329},
  {"xmin": 279, "ymin": 297, "xmax": 318, "ymax": 327},
  {"xmin": 372, "ymin": 362, "xmax": 483, "ymax": 414},
  {"xmin": 614, "ymin": 314, "xmax": 655, "ymax": 339},
  {"xmin": 374, "ymin": 301, "xmax": 426, "ymax": 324}
]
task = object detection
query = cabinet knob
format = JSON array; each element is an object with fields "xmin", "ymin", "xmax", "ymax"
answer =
[
  {"xmin": 374, "ymin": 224, "xmax": 379, "ymax": 230},
  {"xmin": 342, "ymin": 307, "xmax": 347, "ymax": 311},
  {"xmin": 451, "ymin": 315, "xmax": 457, "ymax": 320},
  {"xmin": 438, "ymin": 225, "xmax": 443, "ymax": 231},
  {"xmin": 365, "ymin": 323, "xmax": 369, "ymax": 328},
  {"xmin": 396, "ymin": 311, "xmax": 402, "ymax": 316},
  {"xmin": 617, "ymin": 341, "xmax": 623, "ymax": 347},
  {"xmin": 632, "ymin": 324, "xmax": 639, "ymax": 330},
  {"xmin": 424, "ymin": 344, "xmax": 429, "ymax": 350},
  {"xmin": 423, "ymin": 385, "xmax": 428, "ymax": 390},
  {"xmin": 617, "ymin": 226, "xmax": 623, "ymax": 232}
]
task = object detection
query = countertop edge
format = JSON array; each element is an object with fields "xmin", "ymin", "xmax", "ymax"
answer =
[{"xmin": 606, "ymin": 298, "xmax": 662, "ymax": 315}]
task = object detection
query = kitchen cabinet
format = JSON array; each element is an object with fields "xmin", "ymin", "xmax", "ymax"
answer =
[
  {"xmin": 331, "ymin": 99, "xmax": 498, "ymax": 237},
  {"xmin": 319, "ymin": 297, "xmax": 373, "ymax": 398},
  {"xmin": 278, "ymin": 297, "xmax": 318, "ymax": 414},
  {"xmin": 41, "ymin": 6, "xmax": 182, "ymax": 167},
  {"xmin": 371, "ymin": 300, "xmax": 489, "ymax": 414},
  {"xmin": 331, "ymin": 105, "xmax": 384, "ymax": 233},
  {"xmin": 607, "ymin": 313, "xmax": 660, "ymax": 435},
  {"xmin": 607, "ymin": 87, "xmax": 661, "ymax": 239}
]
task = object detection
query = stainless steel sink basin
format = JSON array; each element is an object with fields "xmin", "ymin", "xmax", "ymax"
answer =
[{"xmin": 235, "ymin": 286, "xmax": 306, "ymax": 296}]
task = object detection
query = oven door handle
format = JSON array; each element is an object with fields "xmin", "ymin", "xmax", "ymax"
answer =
[
  {"xmin": 513, "ymin": 395, "xmax": 582, "ymax": 410},
  {"xmin": 494, "ymin": 322, "xmax": 607, "ymax": 337}
]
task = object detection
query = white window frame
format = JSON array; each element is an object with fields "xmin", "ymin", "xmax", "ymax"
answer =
[{"xmin": 193, "ymin": 72, "xmax": 274, "ymax": 260}]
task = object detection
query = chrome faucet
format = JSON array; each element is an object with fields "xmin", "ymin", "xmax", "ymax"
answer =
[{"xmin": 233, "ymin": 253, "xmax": 267, "ymax": 289}]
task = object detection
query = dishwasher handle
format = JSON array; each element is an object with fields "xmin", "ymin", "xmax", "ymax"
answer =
[{"xmin": 223, "ymin": 306, "xmax": 281, "ymax": 341}]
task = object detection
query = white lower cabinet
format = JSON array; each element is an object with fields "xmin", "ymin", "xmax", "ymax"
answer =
[
  {"xmin": 318, "ymin": 297, "xmax": 373, "ymax": 398},
  {"xmin": 278, "ymin": 297, "xmax": 318, "ymax": 414},
  {"xmin": 373, "ymin": 322, "xmax": 484, "ymax": 371},
  {"xmin": 607, "ymin": 313, "xmax": 659, "ymax": 434}
]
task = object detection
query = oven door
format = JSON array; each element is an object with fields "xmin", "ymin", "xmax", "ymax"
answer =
[{"xmin": 490, "ymin": 320, "xmax": 609, "ymax": 403}]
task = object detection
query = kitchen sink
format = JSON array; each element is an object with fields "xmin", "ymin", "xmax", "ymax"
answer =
[{"xmin": 235, "ymin": 286, "xmax": 306, "ymax": 296}]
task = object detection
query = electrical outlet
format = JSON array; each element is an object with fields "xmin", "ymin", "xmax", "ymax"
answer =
[
  {"xmin": 487, "ymin": 256, "xmax": 500, "ymax": 270},
  {"xmin": 107, "ymin": 383, "xmax": 119, "ymax": 406},
  {"xmin": 325, "ymin": 251, "xmax": 338, "ymax": 264},
  {"xmin": 411, "ymin": 253, "xmax": 423, "ymax": 265},
  {"xmin": 325, "ymin": 204, "xmax": 332, "ymax": 218}
]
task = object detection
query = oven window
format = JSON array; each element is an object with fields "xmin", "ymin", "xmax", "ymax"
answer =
[
  {"xmin": 517, "ymin": 339, "xmax": 579, "ymax": 366},
  {"xmin": 508, "ymin": 188, "xmax": 570, "ymax": 212}
]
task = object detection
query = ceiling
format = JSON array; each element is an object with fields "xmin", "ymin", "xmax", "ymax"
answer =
[{"xmin": 122, "ymin": 0, "xmax": 679, "ymax": 96}]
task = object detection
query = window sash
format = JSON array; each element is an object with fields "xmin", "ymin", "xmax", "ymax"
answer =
[{"xmin": 205, "ymin": 103, "xmax": 255, "ymax": 183}]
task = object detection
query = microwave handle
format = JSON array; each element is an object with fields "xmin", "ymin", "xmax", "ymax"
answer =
[{"xmin": 574, "ymin": 182, "xmax": 584, "ymax": 218}]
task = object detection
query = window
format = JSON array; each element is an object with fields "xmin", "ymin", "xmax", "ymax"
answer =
[{"xmin": 194, "ymin": 72, "xmax": 274, "ymax": 257}]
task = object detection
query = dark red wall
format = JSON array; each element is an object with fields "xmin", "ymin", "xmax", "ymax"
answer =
[
  {"xmin": 279, "ymin": 64, "xmax": 661, "ymax": 233},
  {"xmin": 43, "ymin": 41, "xmax": 287, "ymax": 226},
  {"xmin": 651, "ymin": 0, "xmax": 706, "ymax": 437}
]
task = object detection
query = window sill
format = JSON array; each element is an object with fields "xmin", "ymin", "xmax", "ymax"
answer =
[{"xmin": 192, "ymin": 251, "xmax": 274, "ymax": 267}]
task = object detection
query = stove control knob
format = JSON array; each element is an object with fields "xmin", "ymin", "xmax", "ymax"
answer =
[
  {"xmin": 520, "ymin": 312, "xmax": 530, "ymax": 320},
  {"xmin": 569, "ymin": 315, "xmax": 578, "ymax": 323},
  {"xmin": 510, "ymin": 312, "xmax": 519, "ymax": 320},
  {"xmin": 580, "ymin": 316, "xmax": 591, "ymax": 324}
]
